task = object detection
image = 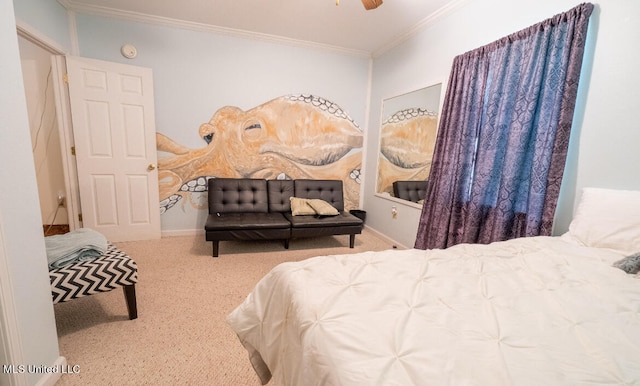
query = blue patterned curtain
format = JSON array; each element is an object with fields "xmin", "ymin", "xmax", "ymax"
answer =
[{"xmin": 415, "ymin": 3, "xmax": 594, "ymax": 250}]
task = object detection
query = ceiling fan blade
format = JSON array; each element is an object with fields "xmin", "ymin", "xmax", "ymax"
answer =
[{"xmin": 361, "ymin": 0, "xmax": 383, "ymax": 10}]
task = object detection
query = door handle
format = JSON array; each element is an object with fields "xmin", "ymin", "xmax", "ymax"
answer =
[{"xmin": 147, "ymin": 164, "xmax": 156, "ymax": 171}]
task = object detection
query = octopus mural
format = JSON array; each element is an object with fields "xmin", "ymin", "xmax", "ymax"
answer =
[
  {"xmin": 157, "ymin": 94, "xmax": 363, "ymax": 213},
  {"xmin": 376, "ymin": 108, "xmax": 439, "ymax": 195}
]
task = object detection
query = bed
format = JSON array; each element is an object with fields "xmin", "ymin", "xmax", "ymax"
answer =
[{"xmin": 227, "ymin": 188, "xmax": 640, "ymax": 385}]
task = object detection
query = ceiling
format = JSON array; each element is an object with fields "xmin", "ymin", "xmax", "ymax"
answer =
[{"xmin": 59, "ymin": 0, "xmax": 459, "ymax": 56}]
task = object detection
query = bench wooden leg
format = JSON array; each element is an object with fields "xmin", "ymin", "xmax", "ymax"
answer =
[
  {"xmin": 123, "ymin": 284, "xmax": 138, "ymax": 320},
  {"xmin": 349, "ymin": 234, "xmax": 356, "ymax": 248},
  {"xmin": 212, "ymin": 241, "xmax": 220, "ymax": 257}
]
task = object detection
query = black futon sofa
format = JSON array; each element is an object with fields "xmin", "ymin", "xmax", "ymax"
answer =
[
  {"xmin": 204, "ymin": 178, "xmax": 364, "ymax": 257},
  {"xmin": 392, "ymin": 180, "xmax": 428, "ymax": 203}
]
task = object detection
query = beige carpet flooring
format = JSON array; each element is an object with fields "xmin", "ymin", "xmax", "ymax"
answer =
[{"xmin": 53, "ymin": 229, "xmax": 396, "ymax": 386}]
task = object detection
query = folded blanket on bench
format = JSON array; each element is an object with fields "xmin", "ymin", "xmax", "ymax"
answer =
[{"xmin": 45, "ymin": 228, "xmax": 108, "ymax": 269}]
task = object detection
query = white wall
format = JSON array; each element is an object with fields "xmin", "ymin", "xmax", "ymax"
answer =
[
  {"xmin": 72, "ymin": 14, "xmax": 372, "ymax": 233},
  {"xmin": 1, "ymin": 0, "xmax": 62, "ymax": 384},
  {"xmin": 364, "ymin": 0, "xmax": 640, "ymax": 248}
]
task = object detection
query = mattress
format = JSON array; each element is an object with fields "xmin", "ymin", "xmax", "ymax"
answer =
[{"xmin": 227, "ymin": 236, "xmax": 640, "ymax": 385}]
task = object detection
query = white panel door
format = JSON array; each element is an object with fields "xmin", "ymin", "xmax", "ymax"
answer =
[{"xmin": 66, "ymin": 56, "xmax": 160, "ymax": 241}]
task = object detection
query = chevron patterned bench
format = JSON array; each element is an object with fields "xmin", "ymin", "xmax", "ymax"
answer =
[{"xmin": 49, "ymin": 243, "xmax": 138, "ymax": 320}]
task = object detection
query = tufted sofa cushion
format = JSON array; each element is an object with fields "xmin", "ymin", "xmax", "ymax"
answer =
[
  {"xmin": 267, "ymin": 179, "xmax": 294, "ymax": 213},
  {"xmin": 294, "ymin": 179, "xmax": 345, "ymax": 211},
  {"xmin": 392, "ymin": 180, "xmax": 428, "ymax": 203},
  {"xmin": 209, "ymin": 178, "xmax": 269, "ymax": 214}
]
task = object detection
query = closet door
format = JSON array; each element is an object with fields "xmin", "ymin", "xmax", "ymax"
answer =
[{"xmin": 65, "ymin": 56, "xmax": 160, "ymax": 241}]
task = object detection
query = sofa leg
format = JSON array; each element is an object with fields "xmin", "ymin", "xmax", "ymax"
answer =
[
  {"xmin": 349, "ymin": 234, "xmax": 355, "ymax": 248},
  {"xmin": 212, "ymin": 241, "xmax": 219, "ymax": 257},
  {"xmin": 284, "ymin": 239, "xmax": 290, "ymax": 249},
  {"xmin": 123, "ymin": 284, "xmax": 138, "ymax": 320}
]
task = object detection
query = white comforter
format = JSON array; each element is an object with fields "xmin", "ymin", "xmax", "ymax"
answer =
[{"xmin": 227, "ymin": 236, "xmax": 640, "ymax": 385}]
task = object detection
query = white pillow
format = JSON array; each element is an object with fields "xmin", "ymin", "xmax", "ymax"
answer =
[{"xmin": 567, "ymin": 187, "xmax": 640, "ymax": 255}]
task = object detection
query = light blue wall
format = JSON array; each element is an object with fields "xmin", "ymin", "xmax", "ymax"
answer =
[
  {"xmin": 74, "ymin": 14, "xmax": 371, "ymax": 232},
  {"xmin": 11, "ymin": 0, "xmax": 640, "ymax": 245},
  {"xmin": 13, "ymin": 0, "xmax": 71, "ymax": 51},
  {"xmin": 365, "ymin": 0, "xmax": 640, "ymax": 248},
  {"xmin": 3, "ymin": 0, "xmax": 62, "ymax": 384},
  {"xmin": 4, "ymin": 0, "xmax": 636, "ymax": 382}
]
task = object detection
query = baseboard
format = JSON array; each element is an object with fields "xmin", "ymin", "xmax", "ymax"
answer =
[
  {"xmin": 362, "ymin": 225, "xmax": 410, "ymax": 250},
  {"xmin": 161, "ymin": 229, "xmax": 204, "ymax": 238},
  {"xmin": 34, "ymin": 356, "xmax": 66, "ymax": 386}
]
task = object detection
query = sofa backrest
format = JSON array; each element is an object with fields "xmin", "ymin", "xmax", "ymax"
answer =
[
  {"xmin": 294, "ymin": 179, "xmax": 345, "ymax": 212},
  {"xmin": 208, "ymin": 178, "xmax": 269, "ymax": 214},
  {"xmin": 267, "ymin": 179, "xmax": 294, "ymax": 213},
  {"xmin": 392, "ymin": 180, "xmax": 428, "ymax": 203}
]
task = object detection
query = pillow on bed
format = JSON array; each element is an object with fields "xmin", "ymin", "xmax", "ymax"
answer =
[
  {"xmin": 567, "ymin": 187, "xmax": 640, "ymax": 255},
  {"xmin": 290, "ymin": 197, "xmax": 316, "ymax": 216},
  {"xmin": 613, "ymin": 252, "xmax": 640, "ymax": 274},
  {"xmin": 306, "ymin": 199, "xmax": 339, "ymax": 216}
]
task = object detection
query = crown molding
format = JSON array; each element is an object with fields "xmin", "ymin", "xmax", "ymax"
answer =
[
  {"xmin": 57, "ymin": 0, "xmax": 372, "ymax": 58},
  {"xmin": 372, "ymin": 0, "xmax": 472, "ymax": 58},
  {"xmin": 57, "ymin": 0, "xmax": 469, "ymax": 60}
]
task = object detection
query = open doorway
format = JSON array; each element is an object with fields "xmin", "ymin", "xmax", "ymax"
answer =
[
  {"xmin": 17, "ymin": 26, "xmax": 161, "ymax": 242},
  {"xmin": 18, "ymin": 33, "xmax": 69, "ymax": 236}
]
